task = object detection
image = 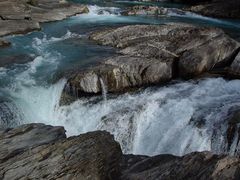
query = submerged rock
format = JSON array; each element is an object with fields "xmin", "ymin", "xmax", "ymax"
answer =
[
  {"xmin": 62, "ymin": 23, "xmax": 240, "ymax": 100},
  {"xmin": 0, "ymin": 123, "xmax": 240, "ymax": 179},
  {"xmin": 0, "ymin": 54, "xmax": 34, "ymax": 67},
  {"xmin": 0, "ymin": 39, "xmax": 11, "ymax": 48},
  {"xmin": 0, "ymin": 0, "xmax": 89, "ymax": 37}
]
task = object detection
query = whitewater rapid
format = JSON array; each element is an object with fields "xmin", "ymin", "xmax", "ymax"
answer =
[{"xmin": 1, "ymin": 5, "xmax": 240, "ymax": 157}]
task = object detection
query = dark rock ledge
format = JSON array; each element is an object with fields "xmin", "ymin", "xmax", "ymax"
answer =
[
  {"xmin": 0, "ymin": 123, "xmax": 239, "ymax": 180},
  {"xmin": 61, "ymin": 23, "xmax": 240, "ymax": 103},
  {"xmin": 0, "ymin": 0, "xmax": 89, "ymax": 48}
]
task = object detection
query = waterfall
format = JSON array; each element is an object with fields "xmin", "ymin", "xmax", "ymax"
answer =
[{"xmin": 99, "ymin": 78, "xmax": 108, "ymax": 102}]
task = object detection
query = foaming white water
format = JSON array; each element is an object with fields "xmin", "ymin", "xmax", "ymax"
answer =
[
  {"xmin": 87, "ymin": 5, "xmax": 121, "ymax": 16},
  {"xmin": 8, "ymin": 77, "xmax": 238, "ymax": 156},
  {"xmin": 99, "ymin": 78, "xmax": 108, "ymax": 102},
  {"xmin": 72, "ymin": 5, "xmax": 143, "ymax": 24},
  {"xmin": 32, "ymin": 30, "xmax": 82, "ymax": 52}
]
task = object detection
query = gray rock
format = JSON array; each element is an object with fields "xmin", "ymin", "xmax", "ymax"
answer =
[
  {"xmin": 121, "ymin": 152, "xmax": 240, "ymax": 180},
  {"xmin": 229, "ymin": 52, "xmax": 240, "ymax": 77},
  {"xmin": 62, "ymin": 23, "xmax": 239, "ymax": 101},
  {"xmin": 91, "ymin": 24, "xmax": 240, "ymax": 77},
  {"xmin": 122, "ymin": 5, "xmax": 187, "ymax": 17},
  {"xmin": 0, "ymin": 123, "xmax": 66, "ymax": 163},
  {"xmin": 0, "ymin": 54, "xmax": 34, "ymax": 67},
  {"xmin": 0, "ymin": 0, "xmax": 89, "ymax": 37},
  {"xmin": 185, "ymin": 0, "xmax": 240, "ymax": 19},
  {"xmin": 0, "ymin": 124, "xmax": 122, "ymax": 180},
  {"xmin": 1, "ymin": 123, "xmax": 240, "ymax": 179},
  {"xmin": 64, "ymin": 55, "xmax": 173, "ymax": 98}
]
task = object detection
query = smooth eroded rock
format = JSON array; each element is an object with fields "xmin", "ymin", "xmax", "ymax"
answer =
[
  {"xmin": 62, "ymin": 23, "xmax": 239, "ymax": 101},
  {"xmin": 63, "ymin": 55, "xmax": 173, "ymax": 98}
]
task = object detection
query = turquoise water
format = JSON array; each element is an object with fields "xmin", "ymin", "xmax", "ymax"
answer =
[{"xmin": 0, "ymin": 1, "xmax": 240, "ymax": 155}]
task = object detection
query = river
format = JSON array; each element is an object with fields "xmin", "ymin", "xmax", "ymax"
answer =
[{"xmin": 0, "ymin": 0, "xmax": 240, "ymax": 156}]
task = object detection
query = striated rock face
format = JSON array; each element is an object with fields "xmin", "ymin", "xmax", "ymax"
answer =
[
  {"xmin": 0, "ymin": 123, "xmax": 240, "ymax": 180},
  {"xmin": 0, "ymin": 0, "xmax": 89, "ymax": 37},
  {"xmin": 121, "ymin": 152, "xmax": 240, "ymax": 180},
  {"xmin": 62, "ymin": 23, "xmax": 240, "ymax": 100},
  {"xmin": 0, "ymin": 123, "xmax": 122, "ymax": 180}
]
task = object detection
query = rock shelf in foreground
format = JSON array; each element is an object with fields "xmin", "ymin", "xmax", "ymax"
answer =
[{"xmin": 0, "ymin": 123, "xmax": 239, "ymax": 180}]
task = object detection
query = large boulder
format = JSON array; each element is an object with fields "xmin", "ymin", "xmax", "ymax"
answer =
[
  {"xmin": 64, "ymin": 55, "xmax": 173, "ymax": 97},
  {"xmin": 0, "ymin": 123, "xmax": 122, "ymax": 180},
  {"xmin": 90, "ymin": 24, "xmax": 239, "ymax": 78},
  {"xmin": 62, "ymin": 23, "xmax": 239, "ymax": 100}
]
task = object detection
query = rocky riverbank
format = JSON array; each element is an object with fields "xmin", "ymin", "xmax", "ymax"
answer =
[
  {"xmin": 61, "ymin": 23, "xmax": 240, "ymax": 102},
  {"xmin": 0, "ymin": 123, "xmax": 239, "ymax": 180},
  {"xmin": 0, "ymin": 0, "xmax": 89, "ymax": 47},
  {"xmin": 127, "ymin": 0, "xmax": 240, "ymax": 19},
  {"xmin": 185, "ymin": 0, "xmax": 240, "ymax": 19}
]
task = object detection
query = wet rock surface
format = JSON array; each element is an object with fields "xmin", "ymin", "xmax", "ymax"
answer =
[
  {"xmin": 0, "ymin": 0, "xmax": 89, "ymax": 37},
  {"xmin": 0, "ymin": 54, "xmax": 34, "ymax": 67},
  {"xmin": 0, "ymin": 123, "xmax": 240, "ymax": 180},
  {"xmin": 62, "ymin": 23, "xmax": 240, "ymax": 100}
]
